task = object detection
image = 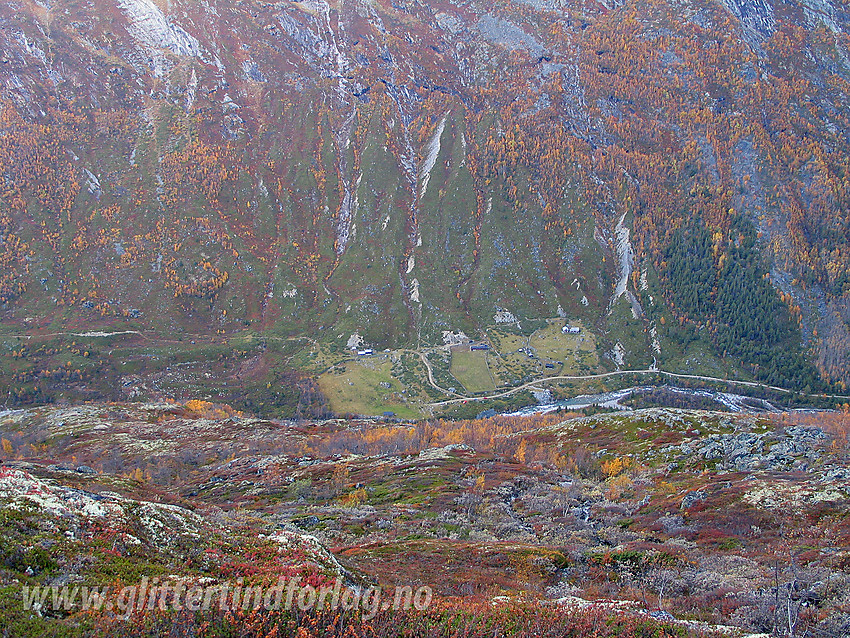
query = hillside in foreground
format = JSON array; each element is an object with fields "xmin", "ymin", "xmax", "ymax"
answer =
[{"xmin": 1, "ymin": 401, "xmax": 848, "ymax": 636}]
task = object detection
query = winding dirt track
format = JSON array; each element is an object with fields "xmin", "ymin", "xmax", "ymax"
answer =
[{"xmin": 421, "ymin": 364, "xmax": 850, "ymax": 407}]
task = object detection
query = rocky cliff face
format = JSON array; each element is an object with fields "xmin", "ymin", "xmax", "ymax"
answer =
[{"xmin": 0, "ymin": 0, "xmax": 848, "ymax": 399}]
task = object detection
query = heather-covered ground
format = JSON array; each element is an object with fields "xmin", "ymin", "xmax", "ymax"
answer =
[{"xmin": 1, "ymin": 401, "xmax": 848, "ymax": 636}]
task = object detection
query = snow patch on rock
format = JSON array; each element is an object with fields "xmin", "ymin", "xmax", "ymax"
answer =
[
  {"xmin": 334, "ymin": 107, "xmax": 358, "ymax": 255},
  {"xmin": 186, "ymin": 67, "xmax": 198, "ymax": 110},
  {"xmin": 612, "ymin": 213, "xmax": 634, "ymax": 304},
  {"xmin": 419, "ymin": 113, "xmax": 448, "ymax": 202}
]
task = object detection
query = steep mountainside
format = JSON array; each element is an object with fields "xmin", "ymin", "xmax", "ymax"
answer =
[{"xmin": 1, "ymin": 0, "xmax": 849, "ymax": 411}]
